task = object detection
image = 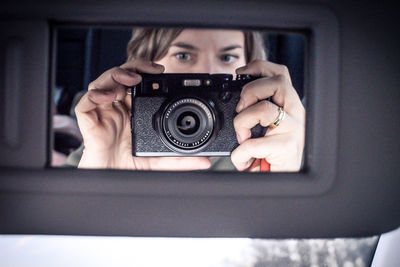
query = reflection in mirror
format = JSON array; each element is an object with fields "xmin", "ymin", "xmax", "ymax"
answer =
[{"xmin": 51, "ymin": 26, "xmax": 306, "ymax": 172}]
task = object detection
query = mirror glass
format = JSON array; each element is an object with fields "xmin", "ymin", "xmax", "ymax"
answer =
[{"xmin": 51, "ymin": 26, "xmax": 307, "ymax": 172}]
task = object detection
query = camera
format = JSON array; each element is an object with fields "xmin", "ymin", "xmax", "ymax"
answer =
[{"xmin": 131, "ymin": 73, "xmax": 260, "ymax": 156}]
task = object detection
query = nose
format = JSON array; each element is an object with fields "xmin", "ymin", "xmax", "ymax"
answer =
[{"xmin": 192, "ymin": 55, "xmax": 220, "ymax": 74}]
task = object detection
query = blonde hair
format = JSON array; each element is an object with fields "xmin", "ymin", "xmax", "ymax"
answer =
[{"xmin": 127, "ymin": 28, "xmax": 266, "ymax": 63}]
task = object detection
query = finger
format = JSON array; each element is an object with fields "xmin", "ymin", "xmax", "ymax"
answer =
[
  {"xmin": 234, "ymin": 100, "xmax": 293, "ymax": 144},
  {"xmin": 124, "ymin": 91, "xmax": 132, "ymax": 110},
  {"xmin": 111, "ymin": 99, "xmax": 130, "ymax": 123},
  {"xmin": 114, "ymin": 83, "xmax": 128, "ymax": 102},
  {"xmin": 236, "ymin": 61, "xmax": 302, "ymax": 115},
  {"xmin": 89, "ymin": 60, "xmax": 164, "ymax": 92},
  {"xmin": 231, "ymin": 135, "xmax": 301, "ymax": 172},
  {"xmin": 146, "ymin": 157, "xmax": 211, "ymax": 171},
  {"xmin": 75, "ymin": 89, "xmax": 116, "ymax": 114},
  {"xmin": 236, "ymin": 60, "xmax": 291, "ymax": 82},
  {"xmin": 89, "ymin": 67, "xmax": 142, "ymax": 91},
  {"xmin": 106, "ymin": 61, "xmax": 164, "ymax": 102},
  {"xmin": 120, "ymin": 59, "xmax": 165, "ymax": 74},
  {"xmin": 236, "ymin": 76, "xmax": 287, "ymax": 112}
]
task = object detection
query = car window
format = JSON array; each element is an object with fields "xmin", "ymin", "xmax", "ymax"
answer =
[{"xmin": 0, "ymin": 234, "xmax": 378, "ymax": 267}]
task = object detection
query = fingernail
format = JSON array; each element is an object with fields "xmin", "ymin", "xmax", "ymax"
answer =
[
  {"xmin": 151, "ymin": 62, "xmax": 165, "ymax": 73},
  {"xmin": 236, "ymin": 66, "xmax": 245, "ymax": 74},
  {"xmin": 236, "ymin": 133, "xmax": 243, "ymax": 144},
  {"xmin": 245, "ymin": 159, "xmax": 253, "ymax": 169},
  {"xmin": 236, "ymin": 99, "xmax": 244, "ymax": 112},
  {"xmin": 151, "ymin": 61, "xmax": 162, "ymax": 68}
]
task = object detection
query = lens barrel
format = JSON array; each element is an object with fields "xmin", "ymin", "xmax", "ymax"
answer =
[{"xmin": 161, "ymin": 98, "xmax": 215, "ymax": 152}]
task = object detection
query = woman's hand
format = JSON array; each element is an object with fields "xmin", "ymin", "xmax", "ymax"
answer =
[
  {"xmin": 75, "ymin": 59, "xmax": 211, "ymax": 170},
  {"xmin": 231, "ymin": 60, "xmax": 305, "ymax": 172}
]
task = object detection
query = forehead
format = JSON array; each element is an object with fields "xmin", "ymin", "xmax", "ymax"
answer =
[{"xmin": 172, "ymin": 29, "xmax": 245, "ymax": 48}]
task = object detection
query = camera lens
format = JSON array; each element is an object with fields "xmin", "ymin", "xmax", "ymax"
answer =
[
  {"xmin": 177, "ymin": 111, "xmax": 200, "ymax": 135},
  {"xmin": 161, "ymin": 98, "xmax": 216, "ymax": 152}
]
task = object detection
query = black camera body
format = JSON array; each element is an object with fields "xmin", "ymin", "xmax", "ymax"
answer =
[{"xmin": 131, "ymin": 73, "xmax": 258, "ymax": 156}]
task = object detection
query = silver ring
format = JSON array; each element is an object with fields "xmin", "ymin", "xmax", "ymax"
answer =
[
  {"xmin": 113, "ymin": 100, "xmax": 123, "ymax": 105},
  {"xmin": 126, "ymin": 87, "xmax": 132, "ymax": 95},
  {"xmin": 270, "ymin": 106, "xmax": 285, "ymax": 128}
]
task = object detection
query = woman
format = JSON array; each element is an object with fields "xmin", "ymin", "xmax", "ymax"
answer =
[{"xmin": 74, "ymin": 28, "xmax": 305, "ymax": 172}]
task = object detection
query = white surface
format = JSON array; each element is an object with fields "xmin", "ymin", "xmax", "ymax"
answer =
[
  {"xmin": 0, "ymin": 235, "xmax": 379, "ymax": 267},
  {"xmin": 371, "ymin": 226, "xmax": 400, "ymax": 267},
  {"xmin": 0, "ymin": 236, "xmax": 256, "ymax": 267}
]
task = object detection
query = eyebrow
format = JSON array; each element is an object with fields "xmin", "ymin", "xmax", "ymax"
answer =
[
  {"xmin": 170, "ymin": 42, "xmax": 243, "ymax": 52},
  {"xmin": 220, "ymin": 45, "xmax": 243, "ymax": 52},
  {"xmin": 171, "ymin": 42, "xmax": 199, "ymax": 50}
]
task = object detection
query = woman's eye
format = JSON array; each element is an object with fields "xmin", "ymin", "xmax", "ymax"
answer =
[
  {"xmin": 220, "ymin": 54, "xmax": 238, "ymax": 63},
  {"xmin": 175, "ymin": 52, "xmax": 192, "ymax": 62}
]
